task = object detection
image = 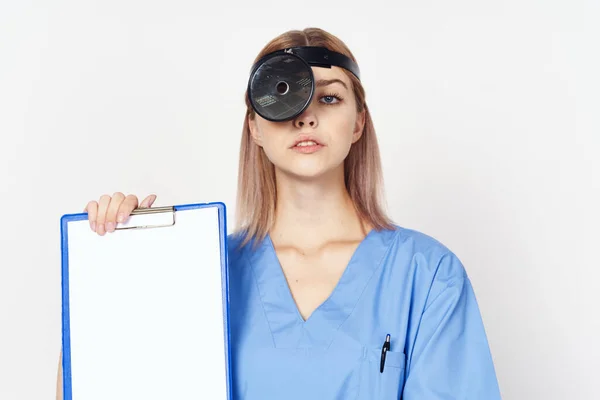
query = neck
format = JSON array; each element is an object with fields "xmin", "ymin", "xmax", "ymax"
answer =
[{"xmin": 270, "ymin": 166, "xmax": 368, "ymax": 248}]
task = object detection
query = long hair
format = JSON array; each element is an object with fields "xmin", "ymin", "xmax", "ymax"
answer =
[{"xmin": 235, "ymin": 27, "xmax": 394, "ymax": 247}]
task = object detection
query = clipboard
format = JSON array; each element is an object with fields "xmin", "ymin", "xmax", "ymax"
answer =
[{"xmin": 60, "ymin": 202, "xmax": 232, "ymax": 400}]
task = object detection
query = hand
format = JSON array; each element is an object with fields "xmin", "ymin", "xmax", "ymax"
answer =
[{"xmin": 84, "ymin": 193, "xmax": 157, "ymax": 235}]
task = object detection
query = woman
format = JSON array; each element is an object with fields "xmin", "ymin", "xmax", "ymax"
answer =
[{"xmin": 57, "ymin": 27, "xmax": 501, "ymax": 399}]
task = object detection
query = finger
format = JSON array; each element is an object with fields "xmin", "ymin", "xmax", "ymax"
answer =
[
  {"xmin": 96, "ymin": 194, "xmax": 111, "ymax": 236},
  {"xmin": 105, "ymin": 192, "xmax": 126, "ymax": 233},
  {"xmin": 85, "ymin": 201, "xmax": 98, "ymax": 232},
  {"xmin": 116, "ymin": 194, "xmax": 139, "ymax": 224},
  {"xmin": 139, "ymin": 194, "xmax": 157, "ymax": 208}
]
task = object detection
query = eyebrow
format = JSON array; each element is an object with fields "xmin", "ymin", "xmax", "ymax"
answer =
[{"xmin": 315, "ymin": 78, "xmax": 348, "ymax": 90}]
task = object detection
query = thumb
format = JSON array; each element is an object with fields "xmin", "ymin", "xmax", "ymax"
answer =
[{"xmin": 140, "ymin": 194, "xmax": 157, "ymax": 208}]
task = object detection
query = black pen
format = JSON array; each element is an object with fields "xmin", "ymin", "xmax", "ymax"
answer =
[{"xmin": 380, "ymin": 334, "xmax": 391, "ymax": 373}]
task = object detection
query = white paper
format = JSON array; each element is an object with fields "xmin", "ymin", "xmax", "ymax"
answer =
[{"xmin": 64, "ymin": 206, "xmax": 228, "ymax": 400}]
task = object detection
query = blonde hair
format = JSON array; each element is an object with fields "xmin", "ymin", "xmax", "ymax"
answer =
[{"xmin": 234, "ymin": 27, "xmax": 394, "ymax": 247}]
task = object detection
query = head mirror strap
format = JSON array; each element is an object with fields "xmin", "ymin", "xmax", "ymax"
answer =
[{"xmin": 284, "ymin": 46, "xmax": 361, "ymax": 80}]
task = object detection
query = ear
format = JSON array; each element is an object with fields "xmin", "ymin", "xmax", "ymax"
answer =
[
  {"xmin": 351, "ymin": 109, "xmax": 366, "ymax": 143},
  {"xmin": 248, "ymin": 115, "xmax": 263, "ymax": 147}
]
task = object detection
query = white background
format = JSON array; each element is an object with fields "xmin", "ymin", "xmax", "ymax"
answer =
[{"xmin": 1, "ymin": 0, "xmax": 598, "ymax": 399}]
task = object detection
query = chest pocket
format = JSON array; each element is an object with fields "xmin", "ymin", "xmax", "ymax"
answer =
[
  {"xmin": 358, "ymin": 348, "xmax": 406, "ymax": 400},
  {"xmin": 239, "ymin": 346, "xmax": 405, "ymax": 400}
]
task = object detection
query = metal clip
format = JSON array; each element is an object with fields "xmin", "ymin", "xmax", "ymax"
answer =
[{"xmin": 115, "ymin": 206, "xmax": 176, "ymax": 230}]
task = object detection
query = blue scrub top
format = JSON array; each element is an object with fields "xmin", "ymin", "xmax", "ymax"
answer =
[{"xmin": 227, "ymin": 225, "xmax": 502, "ymax": 399}]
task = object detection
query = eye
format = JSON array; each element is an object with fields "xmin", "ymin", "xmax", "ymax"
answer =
[{"xmin": 319, "ymin": 93, "xmax": 343, "ymax": 105}]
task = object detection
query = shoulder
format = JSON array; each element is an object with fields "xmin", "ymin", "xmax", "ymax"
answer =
[
  {"xmin": 388, "ymin": 224, "xmax": 468, "ymax": 283},
  {"xmin": 384, "ymin": 225, "xmax": 471, "ymax": 311},
  {"xmin": 225, "ymin": 231, "xmax": 248, "ymax": 262},
  {"xmin": 224, "ymin": 230, "xmax": 262, "ymax": 270}
]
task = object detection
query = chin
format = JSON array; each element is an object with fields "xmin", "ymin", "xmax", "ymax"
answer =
[{"xmin": 277, "ymin": 161, "xmax": 343, "ymax": 182}]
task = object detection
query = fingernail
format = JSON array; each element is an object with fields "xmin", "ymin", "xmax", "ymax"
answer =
[
  {"xmin": 106, "ymin": 222, "xmax": 115, "ymax": 232},
  {"xmin": 117, "ymin": 213, "xmax": 124, "ymax": 223},
  {"xmin": 97, "ymin": 224, "xmax": 105, "ymax": 235},
  {"xmin": 90, "ymin": 221, "xmax": 96, "ymax": 231}
]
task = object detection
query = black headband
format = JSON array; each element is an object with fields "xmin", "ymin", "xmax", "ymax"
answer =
[{"xmin": 250, "ymin": 46, "xmax": 360, "ymax": 80}]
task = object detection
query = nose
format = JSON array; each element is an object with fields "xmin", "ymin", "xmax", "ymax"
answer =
[{"xmin": 293, "ymin": 108, "xmax": 318, "ymax": 129}]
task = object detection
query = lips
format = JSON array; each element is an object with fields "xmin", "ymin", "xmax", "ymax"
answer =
[
  {"xmin": 294, "ymin": 140, "xmax": 320, "ymax": 148},
  {"xmin": 290, "ymin": 135, "xmax": 323, "ymax": 148},
  {"xmin": 290, "ymin": 135, "xmax": 324, "ymax": 154}
]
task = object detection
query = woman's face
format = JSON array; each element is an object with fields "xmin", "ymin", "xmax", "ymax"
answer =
[{"xmin": 249, "ymin": 66, "xmax": 365, "ymax": 180}]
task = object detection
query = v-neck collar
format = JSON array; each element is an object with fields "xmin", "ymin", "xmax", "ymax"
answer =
[{"xmin": 248, "ymin": 228, "xmax": 399, "ymax": 349}]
